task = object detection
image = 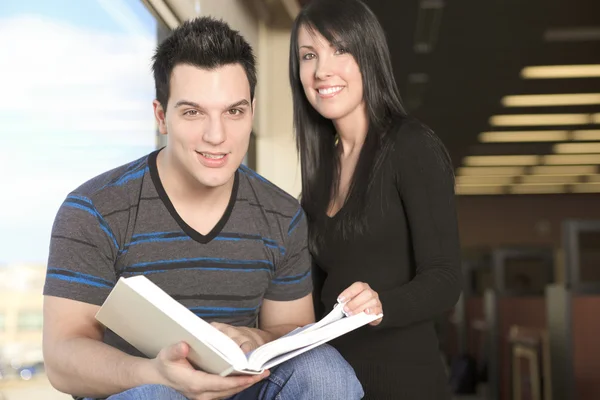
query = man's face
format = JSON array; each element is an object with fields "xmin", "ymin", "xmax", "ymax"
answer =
[{"xmin": 154, "ymin": 63, "xmax": 254, "ymax": 189}]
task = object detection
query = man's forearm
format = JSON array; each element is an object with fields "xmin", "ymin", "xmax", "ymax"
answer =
[
  {"xmin": 256, "ymin": 324, "xmax": 305, "ymax": 343},
  {"xmin": 46, "ymin": 337, "xmax": 159, "ymax": 398}
]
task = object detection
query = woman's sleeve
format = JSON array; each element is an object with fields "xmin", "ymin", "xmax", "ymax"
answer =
[{"xmin": 376, "ymin": 120, "xmax": 462, "ymax": 329}]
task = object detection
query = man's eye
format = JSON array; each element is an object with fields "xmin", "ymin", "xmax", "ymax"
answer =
[
  {"xmin": 183, "ymin": 110, "xmax": 198, "ymax": 116},
  {"xmin": 228, "ymin": 109, "xmax": 243, "ymax": 116}
]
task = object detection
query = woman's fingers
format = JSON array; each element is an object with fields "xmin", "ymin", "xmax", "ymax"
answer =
[
  {"xmin": 343, "ymin": 288, "xmax": 379, "ymax": 315},
  {"xmin": 338, "ymin": 281, "xmax": 383, "ymax": 325},
  {"xmin": 337, "ymin": 281, "xmax": 369, "ymax": 304}
]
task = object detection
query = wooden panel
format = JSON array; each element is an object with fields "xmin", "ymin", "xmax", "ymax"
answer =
[
  {"xmin": 573, "ymin": 296, "xmax": 600, "ymax": 400},
  {"xmin": 457, "ymin": 195, "xmax": 600, "ymax": 248}
]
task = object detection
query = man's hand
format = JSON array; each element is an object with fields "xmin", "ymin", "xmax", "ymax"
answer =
[
  {"xmin": 151, "ymin": 342, "xmax": 269, "ymax": 400},
  {"xmin": 210, "ymin": 323, "xmax": 273, "ymax": 353}
]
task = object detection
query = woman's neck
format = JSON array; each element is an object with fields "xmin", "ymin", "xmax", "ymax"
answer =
[{"xmin": 333, "ymin": 104, "xmax": 368, "ymax": 158}]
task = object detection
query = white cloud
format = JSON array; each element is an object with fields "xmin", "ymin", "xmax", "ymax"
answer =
[
  {"xmin": 0, "ymin": 15, "xmax": 156, "ymax": 106},
  {"xmin": 0, "ymin": 15, "xmax": 158, "ymax": 264}
]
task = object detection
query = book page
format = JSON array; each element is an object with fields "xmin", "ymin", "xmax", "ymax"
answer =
[
  {"xmin": 246, "ymin": 311, "xmax": 381, "ymax": 370},
  {"xmin": 259, "ymin": 338, "xmax": 330, "ymax": 370},
  {"xmin": 245, "ymin": 303, "xmax": 345, "ymax": 357},
  {"xmin": 299, "ymin": 302, "xmax": 346, "ymax": 334}
]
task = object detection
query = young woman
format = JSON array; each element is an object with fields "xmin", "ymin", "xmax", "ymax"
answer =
[{"xmin": 289, "ymin": 0, "xmax": 462, "ymax": 398}]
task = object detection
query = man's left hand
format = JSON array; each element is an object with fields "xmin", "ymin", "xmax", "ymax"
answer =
[{"xmin": 210, "ymin": 323, "xmax": 273, "ymax": 353}]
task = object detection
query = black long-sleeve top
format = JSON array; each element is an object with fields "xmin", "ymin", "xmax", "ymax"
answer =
[{"xmin": 312, "ymin": 118, "xmax": 462, "ymax": 399}]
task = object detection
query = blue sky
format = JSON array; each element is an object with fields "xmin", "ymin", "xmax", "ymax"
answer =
[
  {"xmin": 1, "ymin": 0, "xmax": 157, "ymax": 35},
  {"xmin": 0, "ymin": 0, "xmax": 160, "ymax": 265}
]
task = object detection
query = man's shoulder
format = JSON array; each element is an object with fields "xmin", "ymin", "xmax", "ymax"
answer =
[
  {"xmin": 69, "ymin": 153, "xmax": 151, "ymax": 212},
  {"xmin": 236, "ymin": 165, "xmax": 301, "ymax": 217}
]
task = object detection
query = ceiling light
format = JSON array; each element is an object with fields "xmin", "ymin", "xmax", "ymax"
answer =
[
  {"xmin": 464, "ymin": 155, "xmax": 541, "ymax": 166},
  {"xmin": 490, "ymin": 114, "xmax": 593, "ymax": 127},
  {"xmin": 455, "ymin": 185, "xmax": 506, "ymax": 195},
  {"xmin": 572, "ymin": 130, "xmax": 600, "ymax": 141},
  {"xmin": 585, "ymin": 175, "xmax": 600, "ymax": 183},
  {"xmin": 502, "ymin": 93, "xmax": 600, "ymax": 107},
  {"xmin": 554, "ymin": 142, "xmax": 600, "ymax": 154},
  {"xmin": 479, "ymin": 130, "xmax": 568, "ymax": 142},
  {"xmin": 571, "ymin": 183, "xmax": 600, "ymax": 193},
  {"xmin": 456, "ymin": 176, "xmax": 515, "ymax": 185},
  {"xmin": 413, "ymin": 0, "xmax": 444, "ymax": 53},
  {"xmin": 544, "ymin": 27, "xmax": 600, "ymax": 42},
  {"xmin": 456, "ymin": 167, "xmax": 526, "ymax": 176},
  {"xmin": 520, "ymin": 65, "xmax": 600, "ymax": 79},
  {"xmin": 520, "ymin": 175, "xmax": 581, "ymax": 184},
  {"xmin": 543, "ymin": 154, "xmax": 600, "ymax": 165},
  {"xmin": 510, "ymin": 184, "xmax": 566, "ymax": 194},
  {"xmin": 531, "ymin": 165, "xmax": 598, "ymax": 175}
]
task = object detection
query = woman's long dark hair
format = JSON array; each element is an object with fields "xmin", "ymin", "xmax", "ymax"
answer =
[{"xmin": 289, "ymin": 0, "xmax": 407, "ymax": 250}]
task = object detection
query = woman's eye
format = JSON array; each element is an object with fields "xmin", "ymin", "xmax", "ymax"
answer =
[
  {"xmin": 335, "ymin": 48, "xmax": 347, "ymax": 55},
  {"xmin": 302, "ymin": 53, "xmax": 315, "ymax": 60}
]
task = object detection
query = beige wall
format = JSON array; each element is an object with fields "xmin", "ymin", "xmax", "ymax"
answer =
[
  {"xmin": 164, "ymin": 0, "xmax": 301, "ymax": 197},
  {"xmin": 255, "ymin": 24, "xmax": 301, "ymax": 198}
]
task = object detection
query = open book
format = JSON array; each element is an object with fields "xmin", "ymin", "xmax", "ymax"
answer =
[{"xmin": 95, "ymin": 276, "xmax": 382, "ymax": 376}]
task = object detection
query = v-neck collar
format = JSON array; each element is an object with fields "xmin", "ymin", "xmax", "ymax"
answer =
[{"xmin": 148, "ymin": 149, "xmax": 238, "ymax": 244}]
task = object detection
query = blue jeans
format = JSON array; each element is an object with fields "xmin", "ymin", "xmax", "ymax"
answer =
[{"xmin": 90, "ymin": 345, "xmax": 363, "ymax": 400}]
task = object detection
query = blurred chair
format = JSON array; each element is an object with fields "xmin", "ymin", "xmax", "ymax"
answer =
[{"xmin": 508, "ymin": 326, "xmax": 551, "ymax": 400}]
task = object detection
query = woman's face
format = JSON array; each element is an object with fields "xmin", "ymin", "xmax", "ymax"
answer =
[{"xmin": 297, "ymin": 25, "xmax": 364, "ymax": 123}]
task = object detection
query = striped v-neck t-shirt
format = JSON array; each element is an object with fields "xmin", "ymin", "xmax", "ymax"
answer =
[{"xmin": 44, "ymin": 149, "xmax": 312, "ymax": 357}]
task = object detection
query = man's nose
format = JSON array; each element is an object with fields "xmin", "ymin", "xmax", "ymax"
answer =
[{"xmin": 203, "ymin": 118, "xmax": 226, "ymax": 146}]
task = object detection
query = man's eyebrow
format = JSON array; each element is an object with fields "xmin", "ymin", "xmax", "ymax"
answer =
[
  {"xmin": 174, "ymin": 100, "xmax": 200, "ymax": 108},
  {"xmin": 227, "ymin": 99, "xmax": 251, "ymax": 109},
  {"xmin": 173, "ymin": 99, "xmax": 251, "ymax": 110}
]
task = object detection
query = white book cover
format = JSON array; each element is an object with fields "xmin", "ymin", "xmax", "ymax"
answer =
[{"xmin": 95, "ymin": 276, "xmax": 382, "ymax": 376}]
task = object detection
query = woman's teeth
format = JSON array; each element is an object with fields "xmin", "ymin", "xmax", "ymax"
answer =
[{"xmin": 318, "ymin": 86, "xmax": 343, "ymax": 95}]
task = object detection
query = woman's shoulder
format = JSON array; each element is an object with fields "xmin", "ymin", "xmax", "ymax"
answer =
[
  {"xmin": 386, "ymin": 116, "xmax": 454, "ymax": 174},
  {"xmin": 388, "ymin": 116, "xmax": 444, "ymax": 153}
]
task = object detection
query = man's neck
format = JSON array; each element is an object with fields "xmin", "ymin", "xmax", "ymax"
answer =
[{"xmin": 156, "ymin": 150, "xmax": 234, "ymax": 216}]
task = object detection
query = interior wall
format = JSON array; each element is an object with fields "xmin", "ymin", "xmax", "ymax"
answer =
[
  {"xmin": 255, "ymin": 23, "xmax": 301, "ymax": 198},
  {"xmin": 457, "ymin": 194, "xmax": 600, "ymax": 249}
]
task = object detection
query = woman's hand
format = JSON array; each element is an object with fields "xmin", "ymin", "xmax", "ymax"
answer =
[{"xmin": 338, "ymin": 282, "xmax": 383, "ymax": 326}]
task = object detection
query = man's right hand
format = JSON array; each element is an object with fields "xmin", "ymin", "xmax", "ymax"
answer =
[{"xmin": 151, "ymin": 342, "xmax": 269, "ymax": 400}]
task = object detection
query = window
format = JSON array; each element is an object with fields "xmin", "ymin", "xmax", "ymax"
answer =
[
  {"xmin": 17, "ymin": 311, "xmax": 43, "ymax": 332},
  {"xmin": 0, "ymin": 313, "xmax": 5, "ymax": 332},
  {"xmin": 0, "ymin": 0, "xmax": 167, "ymax": 266}
]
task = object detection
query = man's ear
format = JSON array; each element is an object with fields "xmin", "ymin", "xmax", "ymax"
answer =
[
  {"xmin": 153, "ymin": 100, "xmax": 168, "ymax": 135},
  {"xmin": 251, "ymin": 98, "xmax": 257, "ymax": 118}
]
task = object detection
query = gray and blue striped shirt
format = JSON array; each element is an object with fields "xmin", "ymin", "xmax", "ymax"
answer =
[{"xmin": 44, "ymin": 149, "xmax": 312, "ymax": 357}]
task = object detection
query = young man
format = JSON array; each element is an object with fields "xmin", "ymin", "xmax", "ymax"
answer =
[{"xmin": 42, "ymin": 17, "xmax": 363, "ymax": 400}]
